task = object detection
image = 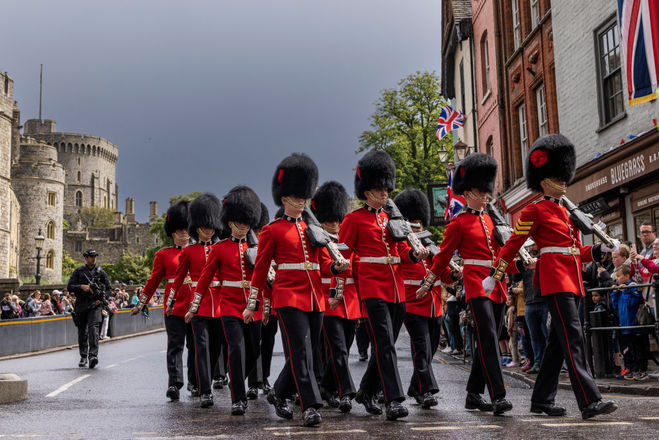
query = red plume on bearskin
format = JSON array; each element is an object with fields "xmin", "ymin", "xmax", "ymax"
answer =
[
  {"xmin": 271, "ymin": 153, "xmax": 319, "ymax": 206},
  {"xmin": 354, "ymin": 150, "xmax": 396, "ymax": 200},
  {"xmin": 525, "ymin": 134, "xmax": 576, "ymax": 193},
  {"xmin": 452, "ymin": 153, "xmax": 498, "ymax": 196},
  {"xmin": 188, "ymin": 193, "xmax": 223, "ymax": 241},
  {"xmin": 164, "ymin": 200, "xmax": 190, "ymax": 238},
  {"xmin": 393, "ymin": 187, "xmax": 431, "ymax": 227},
  {"xmin": 311, "ymin": 181, "xmax": 349, "ymax": 223}
]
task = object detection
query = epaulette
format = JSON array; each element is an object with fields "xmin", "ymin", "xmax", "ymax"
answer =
[
  {"xmin": 452, "ymin": 210, "xmax": 466, "ymax": 218},
  {"xmin": 218, "ymin": 238, "xmax": 229, "ymax": 243},
  {"xmin": 269, "ymin": 217, "xmax": 284, "ymax": 225}
]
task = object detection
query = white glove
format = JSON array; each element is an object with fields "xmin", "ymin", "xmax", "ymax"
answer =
[
  {"xmin": 601, "ymin": 239, "xmax": 620, "ymax": 253},
  {"xmin": 482, "ymin": 276, "xmax": 496, "ymax": 295}
]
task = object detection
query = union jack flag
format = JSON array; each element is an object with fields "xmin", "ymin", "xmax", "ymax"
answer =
[
  {"xmin": 445, "ymin": 168, "xmax": 466, "ymax": 223},
  {"xmin": 618, "ymin": 0, "xmax": 659, "ymax": 105},
  {"xmin": 436, "ymin": 105, "xmax": 465, "ymax": 140}
]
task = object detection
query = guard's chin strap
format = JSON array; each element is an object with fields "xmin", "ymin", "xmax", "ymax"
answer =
[
  {"xmin": 283, "ymin": 197, "xmax": 306, "ymax": 210},
  {"xmin": 542, "ymin": 178, "xmax": 567, "ymax": 193}
]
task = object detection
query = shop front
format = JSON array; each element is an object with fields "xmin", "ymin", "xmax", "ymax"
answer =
[{"xmin": 567, "ymin": 129, "xmax": 659, "ymax": 248}]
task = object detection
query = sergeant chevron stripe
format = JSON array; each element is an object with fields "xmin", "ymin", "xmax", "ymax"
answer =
[{"xmin": 514, "ymin": 219, "xmax": 533, "ymax": 235}]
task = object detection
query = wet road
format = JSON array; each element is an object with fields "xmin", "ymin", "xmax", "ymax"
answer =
[{"xmin": 1, "ymin": 329, "xmax": 658, "ymax": 439}]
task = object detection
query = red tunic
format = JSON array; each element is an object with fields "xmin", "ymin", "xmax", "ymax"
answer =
[
  {"xmin": 194, "ymin": 237, "xmax": 263, "ymax": 321},
  {"xmin": 322, "ymin": 252, "xmax": 361, "ymax": 320},
  {"xmin": 140, "ymin": 246, "xmax": 192, "ymax": 317},
  {"xmin": 171, "ymin": 242, "xmax": 221, "ymax": 317},
  {"xmin": 400, "ymin": 257, "xmax": 443, "ymax": 318},
  {"xmin": 492, "ymin": 198, "xmax": 595, "ymax": 296},
  {"xmin": 250, "ymin": 216, "xmax": 334, "ymax": 312},
  {"xmin": 339, "ymin": 206, "xmax": 414, "ymax": 304},
  {"xmin": 429, "ymin": 209, "xmax": 517, "ymax": 303}
]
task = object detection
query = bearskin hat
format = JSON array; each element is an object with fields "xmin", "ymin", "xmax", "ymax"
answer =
[
  {"xmin": 188, "ymin": 193, "xmax": 223, "ymax": 241},
  {"xmin": 311, "ymin": 181, "xmax": 349, "ymax": 223},
  {"xmin": 452, "ymin": 153, "xmax": 498, "ymax": 196},
  {"xmin": 164, "ymin": 200, "xmax": 190, "ymax": 237},
  {"xmin": 354, "ymin": 150, "xmax": 396, "ymax": 200},
  {"xmin": 255, "ymin": 203, "xmax": 270, "ymax": 230},
  {"xmin": 393, "ymin": 187, "xmax": 431, "ymax": 227},
  {"xmin": 525, "ymin": 134, "xmax": 576, "ymax": 193},
  {"xmin": 220, "ymin": 186, "xmax": 262, "ymax": 229},
  {"xmin": 271, "ymin": 153, "xmax": 319, "ymax": 206}
]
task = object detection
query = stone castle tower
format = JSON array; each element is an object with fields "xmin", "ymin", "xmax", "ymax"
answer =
[
  {"xmin": 11, "ymin": 137, "xmax": 65, "ymax": 283},
  {"xmin": 0, "ymin": 71, "xmax": 21, "ymax": 278},
  {"xmin": 23, "ymin": 119, "xmax": 118, "ymax": 221}
]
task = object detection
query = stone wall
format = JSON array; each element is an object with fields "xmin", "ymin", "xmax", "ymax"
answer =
[{"xmin": 0, "ymin": 71, "xmax": 17, "ymax": 278}]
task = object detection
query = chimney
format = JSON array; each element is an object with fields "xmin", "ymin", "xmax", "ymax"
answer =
[
  {"xmin": 149, "ymin": 201, "xmax": 158, "ymax": 222},
  {"xmin": 125, "ymin": 197, "xmax": 135, "ymax": 223}
]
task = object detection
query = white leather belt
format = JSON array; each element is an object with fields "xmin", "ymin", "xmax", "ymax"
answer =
[
  {"xmin": 278, "ymin": 262, "xmax": 320, "ymax": 270},
  {"xmin": 191, "ymin": 281, "xmax": 221, "ymax": 288},
  {"xmin": 321, "ymin": 278, "xmax": 332, "ymax": 284},
  {"xmin": 360, "ymin": 256, "xmax": 401, "ymax": 264},
  {"xmin": 222, "ymin": 280, "xmax": 251, "ymax": 288},
  {"xmin": 167, "ymin": 278, "xmax": 192, "ymax": 284},
  {"xmin": 404, "ymin": 279, "xmax": 441, "ymax": 287},
  {"xmin": 463, "ymin": 259, "xmax": 493, "ymax": 267},
  {"xmin": 540, "ymin": 246, "xmax": 579, "ymax": 256},
  {"xmin": 345, "ymin": 278, "xmax": 355, "ymax": 285}
]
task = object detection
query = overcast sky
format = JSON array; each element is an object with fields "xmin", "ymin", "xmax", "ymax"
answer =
[{"xmin": 2, "ymin": 0, "xmax": 442, "ymax": 221}]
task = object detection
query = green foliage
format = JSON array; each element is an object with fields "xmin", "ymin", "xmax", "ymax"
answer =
[
  {"xmin": 62, "ymin": 218, "xmax": 70, "ymax": 231},
  {"xmin": 358, "ymin": 71, "xmax": 453, "ymax": 195},
  {"xmin": 102, "ymin": 252, "xmax": 152, "ymax": 285},
  {"xmin": 61, "ymin": 251, "xmax": 80, "ymax": 281},
  {"xmin": 75, "ymin": 206, "xmax": 116, "ymax": 228}
]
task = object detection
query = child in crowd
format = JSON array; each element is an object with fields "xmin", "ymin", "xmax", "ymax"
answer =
[
  {"xmin": 612, "ymin": 265, "xmax": 649, "ymax": 381},
  {"xmin": 39, "ymin": 293, "xmax": 54, "ymax": 316}
]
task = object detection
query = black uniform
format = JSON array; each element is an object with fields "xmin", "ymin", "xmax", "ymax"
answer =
[{"xmin": 67, "ymin": 264, "xmax": 111, "ymax": 361}]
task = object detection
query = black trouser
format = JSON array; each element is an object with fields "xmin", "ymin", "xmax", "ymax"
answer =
[
  {"xmin": 467, "ymin": 297, "xmax": 506, "ymax": 401},
  {"xmin": 275, "ymin": 307, "xmax": 324, "ymax": 410},
  {"xmin": 191, "ymin": 316, "xmax": 224, "ymax": 395},
  {"xmin": 212, "ymin": 337, "xmax": 229, "ymax": 381},
  {"xmin": 165, "ymin": 315, "xmax": 197, "ymax": 389},
  {"xmin": 320, "ymin": 316, "xmax": 357, "ymax": 398},
  {"xmin": 360, "ymin": 298, "xmax": 406, "ymax": 404},
  {"xmin": 532, "ymin": 292, "xmax": 601, "ymax": 410},
  {"xmin": 76, "ymin": 306, "xmax": 102, "ymax": 359},
  {"xmin": 404, "ymin": 312, "xmax": 439, "ymax": 396},
  {"xmin": 248, "ymin": 316, "xmax": 279, "ymax": 387},
  {"xmin": 221, "ymin": 315, "xmax": 261, "ymax": 403},
  {"xmin": 356, "ymin": 318, "xmax": 370, "ymax": 356},
  {"xmin": 517, "ymin": 316, "xmax": 534, "ymax": 364},
  {"xmin": 429, "ymin": 316, "xmax": 443, "ymax": 357},
  {"xmin": 620, "ymin": 332, "xmax": 650, "ymax": 372}
]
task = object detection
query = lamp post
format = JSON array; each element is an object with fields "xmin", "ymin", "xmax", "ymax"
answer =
[
  {"xmin": 454, "ymin": 140, "xmax": 468, "ymax": 162},
  {"xmin": 34, "ymin": 229, "xmax": 45, "ymax": 285},
  {"xmin": 437, "ymin": 146, "xmax": 450, "ymax": 164}
]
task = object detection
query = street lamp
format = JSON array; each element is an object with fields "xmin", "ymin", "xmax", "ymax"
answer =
[
  {"xmin": 437, "ymin": 146, "xmax": 450, "ymax": 164},
  {"xmin": 34, "ymin": 229, "xmax": 45, "ymax": 285},
  {"xmin": 454, "ymin": 140, "xmax": 468, "ymax": 162}
]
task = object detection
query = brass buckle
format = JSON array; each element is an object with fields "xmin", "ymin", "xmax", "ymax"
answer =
[
  {"xmin": 570, "ymin": 247, "xmax": 578, "ymax": 255},
  {"xmin": 386, "ymin": 256, "xmax": 395, "ymax": 264},
  {"xmin": 304, "ymin": 262, "xmax": 314, "ymax": 270},
  {"xmin": 241, "ymin": 280, "xmax": 250, "ymax": 288}
]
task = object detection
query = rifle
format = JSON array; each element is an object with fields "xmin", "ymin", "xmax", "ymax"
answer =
[
  {"xmin": 561, "ymin": 196, "xmax": 616, "ymax": 248},
  {"xmin": 486, "ymin": 202, "xmax": 533, "ymax": 266},
  {"xmin": 419, "ymin": 231, "xmax": 462, "ymax": 273},
  {"xmin": 303, "ymin": 207, "xmax": 349, "ymax": 265},
  {"xmin": 83, "ymin": 272, "xmax": 110, "ymax": 310},
  {"xmin": 383, "ymin": 200, "xmax": 429, "ymax": 256}
]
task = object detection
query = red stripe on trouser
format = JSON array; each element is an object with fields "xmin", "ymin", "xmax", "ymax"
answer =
[
  {"xmin": 469, "ymin": 301, "xmax": 495, "ymax": 397},
  {"xmin": 278, "ymin": 312, "xmax": 305, "ymax": 410},
  {"xmin": 404, "ymin": 322, "xmax": 422, "ymax": 395},
  {"xmin": 322, "ymin": 323, "xmax": 343, "ymax": 397},
  {"xmin": 366, "ymin": 311, "xmax": 388, "ymax": 403},
  {"xmin": 220, "ymin": 319, "xmax": 235, "ymax": 403},
  {"xmin": 552, "ymin": 294, "xmax": 589, "ymax": 405}
]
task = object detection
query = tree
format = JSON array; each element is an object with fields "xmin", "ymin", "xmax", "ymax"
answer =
[
  {"xmin": 358, "ymin": 71, "xmax": 454, "ymax": 240},
  {"xmin": 102, "ymin": 252, "xmax": 152, "ymax": 285},
  {"xmin": 61, "ymin": 251, "xmax": 80, "ymax": 281},
  {"xmin": 74, "ymin": 206, "xmax": 116, "ymax": 228}
]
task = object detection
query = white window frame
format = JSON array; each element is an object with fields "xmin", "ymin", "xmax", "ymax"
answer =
[
  {"xmin": 536, "ymin": 84, "xmax": 548, "ymax": 136},
  {"xmin": 530, "ymin": 0, "xmax": 540, "ymax": 29},
  {"xmin": 512, "ymin": 0, "xmax": 521, "ymax": 49},
  {"xmin": 482, "ymin": 36, "xmax": 491, "ymax": 92},
  {"xmin": 518, "ymin": 103, "xmax": 528, "ymax": 160}
]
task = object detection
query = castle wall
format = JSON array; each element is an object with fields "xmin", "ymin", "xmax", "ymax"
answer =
[{"xmin": 0, "ymin": 71, "xmax": 18, "ymax": 278}]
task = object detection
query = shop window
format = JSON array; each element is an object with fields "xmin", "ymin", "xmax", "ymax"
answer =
[
  {"xmin": 596, "ymin": 16, "xmax": 624, "ymax": 126},
  {"xmin": 75, "ymin": 191, "xmax": 83, "ymax": 207},
  {"xmin": 530, "ymin": 0, "xmax": 540, "ymax": 29},
  {"xmin": 46, "ymin": 221, "xmax": 55, "ymax": 239},
  {"xmin": 46, "ymin": 250, "xmax": 54, "ymax": 270},
  {"xmin": 536, "ymin": 84, "xmax": 548, "ymax": 136},
  {"xmin": 512, "ymin": 0, "xmax": 521, "ymax": 50},
  {"xmin": 47, "ymin": 192, "xmax": 56, "ymax": 206}
]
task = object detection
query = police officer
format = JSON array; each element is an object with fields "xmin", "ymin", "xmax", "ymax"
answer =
[{"xmin": 67, "ymin": 249, "xmax": 111, "ymax": 369}]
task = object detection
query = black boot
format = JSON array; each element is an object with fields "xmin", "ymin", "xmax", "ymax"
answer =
[
  {"xmin": 303, "ymin": 407, "xmax": 322, "ymax": 427},
  {"xmin": 531, "ymin": 402, "xmax": 567, "ymax": 416},
  {"xmin": 262, "ymin": 379, "xmax": 272, "ymax": 393},
  {"xmin": 320, "ymin": 388, "xmax": 339, "ymax": 408},
  {"xmin": 231, "ymin": 400, "xmax": 247, "ymax": 415},
  {"xmin": 78, "ymin": 357, "xmax": 87, "ymax": 368},
  {"xmin": 88, "ymin": 357, "xmax": 98, "ymax": 369},
  {"xmin": 200, "ymin": 393, "xmax": 214, "ymax": 408},
  {"xmin": 355, "ymin": 389, "xmax": 382, "ymax": 415},
  {"xmin": 267, "ymin": 390, "xmax": 293, "ymax": 419},
  {"xmin": 166, "ymin": 386, "xmax": 180, "ymax": 401},
  {"xmin": 421, "ymin": 392, "xmax": 438, "ymax": 409},
  {"xmin": 492, "ymin": 398, "xmax": 513, "ymax": 415},
  {"xmin": 465, "ymin": 393, "xmax": 493, "ymax": 411},
  {"xmin": 385, "ymin": 401, "xmax": 408, "ymax": 420},
  {"xmin": 338, "ymin": 395, "xmax": 352, "ymax": 413},
  {"xmin": 187, "ymin": 383, "xmax": 199, "ymax": 397},
  {"xmin": 581, "ymin": 400, "xmax": 618, "ymax": 420},
  {"xmin": 246, "ymin": 386, "xmax": 258, "ymax": 400},
  {"xmin": 212, "ymin": 378, "xmax": 224, "ymax": 390}
]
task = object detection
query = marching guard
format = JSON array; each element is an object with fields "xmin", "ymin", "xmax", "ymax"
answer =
[
  {"xmin": 170, "ymin": 193, "xmax": 224, "ymax": 408},
  {"xmin": 339, "ymin": 150, "xmax": 428, "ymax": 420},
  {"xmin": 312, "ymin": 181, "xmax": 360, "ymax": 413},
  {"xmin": 131, "ymin": 201, "xmax": 197, "ymax": 400},
  {"xmin": 192, "ymin": 186, "xmax": 263, "ymax": 415},
  {"xmin": 482, "ymin": 134, "xmax": 619, "ymax": 419},
  {"xmin": 417, "ymin": 154, "xmax": 520, "ymax": 415},
  {"xmin": 394, "ymin": 188, "xmax": 440, "ymax": 409},
  {"xmin": 248, "ymin": 154, "xmax": 348, "ymax": 427}
]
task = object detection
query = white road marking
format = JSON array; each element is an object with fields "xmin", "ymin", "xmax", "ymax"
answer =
[
  {"xmin": 412, "ymin": 425, "xmax": 502, "ymax": 431},
  {"xmin": 134, "ymin": 436, "xmax": 227, "ymax": 440},
  {"xmin": 103, "ymin": 364, "xmax": 118, "ymax": 369},
  {"xmin": 271, "ymin": 429, "xmax": 366, "ymax": 436},
  {"xmin": 0, "ymin": 435, "xmax": 73, "ymax": 438},
  {"xmin": 45, "ymin": 374, "xmax": 91, "ymax": 397},
  {"xmin": 119, "ymin": 355, "xmax": 143, "ymax": 364},
  {"xmin": 160, "ymin": 350, "xmax": 167, "ymax": 353},
  {"xmin": 539, "ymin": 421, "xmax": 632, "ymax": 427},
  {"xmin": 639, "ymin": 416, "xmax": 659, "ymax": 420}
]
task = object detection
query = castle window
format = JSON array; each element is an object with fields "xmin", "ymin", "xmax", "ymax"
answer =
[
  {"xmin": 78, "ymin": 157, "xmax": 81, "ymax": 166},
  {"xmin": 75, "ymin": 191, "xmax": 83, "ymax": 207},
  {"xmin": 136, "ymin": 236, "xmax": 140, "ymax": 244},
  {"xmin": 47, "ymin": 192, "xmax": 56, "ymax": 206},
  {"xmin": 75, "ymin": 241, "xmax": 82, "ymax": 252},
  {"xmin": 77, "ymin": 171, "xmax": 81, "ymax": 182},
  {"xmin": 46, "ymin": 221, "xmax": 55, "ymax": 239},
  {"xmin": 46, "ymin": 250, "xmax": 54, "ymax": 270},
  {"xmin": 4, "ymin": 75, "xmax": 8, "ymax": 94}
]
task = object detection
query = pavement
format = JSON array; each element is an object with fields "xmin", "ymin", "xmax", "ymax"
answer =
[{"xmin": 1, "ymin": 329, "xmax": 659, "ymax": 439}]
